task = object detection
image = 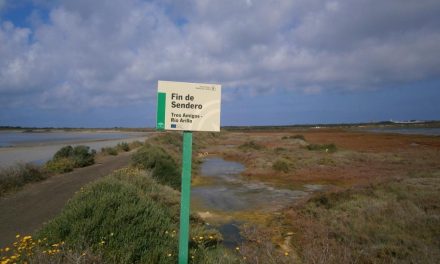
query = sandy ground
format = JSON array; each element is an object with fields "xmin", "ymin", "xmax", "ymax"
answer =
[{"xmin": 0, "ymin": 151, "xmax": 133, "ymax": 247}]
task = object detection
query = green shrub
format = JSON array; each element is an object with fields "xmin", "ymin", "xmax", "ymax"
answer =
[
  {"xmin": 297, "ymin": 175, "xmax": 440, "ymax": 263},
  {"xmin": 46, "ymin": 145, "xmax": 96, "ymax": 173},
  {"xmin": 282, "ymin": 134, "xmax": 305, "ymax": 140},
  {"xmin": 101, "ymin": 147, "xmax": 118, "ymax": 156},
  {"xmin": 71, "ymin": 146, "xmax": 96, "ymax": 167},
  {"xmin": 274, "ymin": 147, "xmax": 287, "ymax": 153},
  {"xmin": 307, "ymin": 143, "xmax": 337, "ymax": 153},
  {"xmin": 0, "ymin": 163, "xmax": 47, "ymax": 196},
  {"xmin": 53, "ymin": 145, "xmax": 74, "ymax": 160},
  {"xmin": 153, "ymin": 132, "xmax": 182, "ymax": 149},
  {"xmin": 128, "ymin": 140, "xmax": 143, "ymax": 149},
  {"xmin": 37, "ymin": 168, "xmax": 232, "ymax": 264},
  {"xmin": 132, "ymin": 145, "xmax": 181, "ymax": 189},
  {"xmin": 116, "ymin": 142, "xmax": 130, "ymax": 152},
  {"xmin": 272, "ymin": 159, "xmax": 290, "ymax": 173},
  {"xmin": 37, "ymin": 168, "xmax": 179, "ymax": 263},
  {"xmin": 239, "ymin": 141, "xmax": 264, "ymax": 151},
  {"xmin": 45, "ymin": 157, "xmax": 75, "ymax": 173}
]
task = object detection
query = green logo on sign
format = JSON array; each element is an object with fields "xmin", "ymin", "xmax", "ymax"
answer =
[{"xmin": 156, "ymin": 92, "xmax": 166, "ymax": 130}]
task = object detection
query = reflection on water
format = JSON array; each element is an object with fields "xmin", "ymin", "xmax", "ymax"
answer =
[
  {"xmin": 192, "ymin": 157, "xmax": 324, "ymax": 248},
  {"xmin": 192, "ymin": 158, "xmax": 316, "ymax": 212}
]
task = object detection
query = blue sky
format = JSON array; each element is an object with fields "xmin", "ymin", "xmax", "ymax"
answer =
[{"xmin": 1, "ymin": 0, "xmax": 439, "ymax": 127}]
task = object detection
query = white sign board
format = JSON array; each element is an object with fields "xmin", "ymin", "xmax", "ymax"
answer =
[{"xmin": 156, "ymin": 81, "xmax": 221, "ymax": 132}]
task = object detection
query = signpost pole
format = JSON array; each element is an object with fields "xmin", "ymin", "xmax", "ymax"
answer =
[{"xmin": 178, "ymin": 131, "xmax": 192, "ymax": 264}]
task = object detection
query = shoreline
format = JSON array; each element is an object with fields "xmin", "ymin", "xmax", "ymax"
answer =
[{"xmin": 0, "ymin": 135, "xmax": 152, "ymax": 167}]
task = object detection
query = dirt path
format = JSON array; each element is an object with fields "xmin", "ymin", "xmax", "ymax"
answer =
[{"xmin": 0, "ymin": 151, "xmax": 133, "ymax": 247}]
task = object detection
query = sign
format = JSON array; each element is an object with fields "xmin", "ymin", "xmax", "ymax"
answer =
[{"xmin": 157, "ymin": 81, "xmax": 221, "ymax": 132}]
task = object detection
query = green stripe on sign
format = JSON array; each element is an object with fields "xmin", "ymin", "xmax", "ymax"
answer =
[{"xmin": 156, "ymin": 92, "xmax": 166, "ymax": 130}]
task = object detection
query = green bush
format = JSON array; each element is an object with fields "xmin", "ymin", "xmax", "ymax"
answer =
[
  {"xmin": 296, "ymin": 174, "xmax": 440, "ymax": 263},
  {"xmin": 37, "ymin": 168, "xmax": 234, "ymax": 264},
  {"xmin": 101, "ymin": 147, "xmax": 118, "ymax": 156},
  {"xmin": 53, "ymin": 145, "xmax": 74, "ymax": 160},
  {"xmin": 128, "ymin": 140, "xmax": 143, "ymax": 149},
  {"xmin": 272, "ymin": 159, "xmax": 290, "ymax": 173},
  {"xmin": 132, "ymin": 145, "xmax": 181, "ymax": 189},
  {"xmin": 37, "ymin": 168, "xmax": 179, "ymax": 263},
  {"xmin": 239, "ymin": 141, "xmax": 264, "ymax": 151},
  {"xmin": 153, "ymin": 132, "xmax": 182, "ymax": 149},
  {"xmin": 116, "ymin": 142, "xmax": 130, "ymax": 152},
  {"xmin": 307, "ymin": 143, "xmax": 337, "ymax": 153},
  {"xmin": 46, "ymin": 145, "xmax": 96, "ymax": 173},
  {"xmin": 0, "ymin": 163, "xmax": 47, "ymax": 196},
  {"xmin": 282, "ymin": 134, "xmax": 305, "ymax": 140},
  {"xmin": 45, "ymin": 157, "xmax": 75, "ymax": 173},
  {"xmin": 71, "ymin": 146, "xmax": 96, "ymax": 167}
]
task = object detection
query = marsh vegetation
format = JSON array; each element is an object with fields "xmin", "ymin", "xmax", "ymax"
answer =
[{"xmin": 2, "ymin": 129, "xmax": 439, "ymax": 263}]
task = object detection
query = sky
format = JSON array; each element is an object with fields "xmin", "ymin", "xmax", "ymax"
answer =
[{"xmin": 0, "ymin": 0, "xmax": 439, "ymax": 127}]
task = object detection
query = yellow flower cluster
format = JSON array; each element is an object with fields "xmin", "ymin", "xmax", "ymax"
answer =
[
  {"xmin": 1, "ymin": 235, "xmax": 35, "ymax": 264},
  {"xmin": 190, "ymin": 234, "xmax": 218, "ymax": 245},
  {"xmin": 164, "ymin": 230, "xmax": 177, "ymax": 238},
  {"xmin": 0, "ymin": 235, "xmax": 64, "ymax": 264}
]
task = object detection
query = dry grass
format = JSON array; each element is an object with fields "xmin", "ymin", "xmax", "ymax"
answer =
[
  {"xmin": 0, "ymin": 163, "xmax": 47, "ymax": 196},
  {"xmin": 284, "ymin": 171, "xmax": 440, "ymax": 263}
]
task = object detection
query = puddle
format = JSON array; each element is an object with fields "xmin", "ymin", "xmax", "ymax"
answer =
[
  {"xmin": 217, "ymin": 222, "xmax": 243, "ymax": 249},
  {"xmin": 192, "ymin": 157, "xmax": 325, "ymax": 248},
  {"xmin": 192, "ymin": 157, "xmax": 314, "ymax": 212}
]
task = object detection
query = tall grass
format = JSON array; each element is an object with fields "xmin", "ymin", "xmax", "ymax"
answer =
[
  {"xmin": 0, "ymin": 163, "xmax": 47, "ymax": 196},
  {"xmin": 289, "ymin": 171, "xmax": 440, "ymax": 263}
]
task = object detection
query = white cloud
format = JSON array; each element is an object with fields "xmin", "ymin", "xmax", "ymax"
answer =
[{"xmin": 1, "ymin": 0, "xmax": 440, "ymax": 111}]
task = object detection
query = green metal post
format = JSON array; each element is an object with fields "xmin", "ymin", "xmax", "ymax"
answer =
[{"xmin": 178, "ymin": 131, "xmax": 192, "ymax": 264}]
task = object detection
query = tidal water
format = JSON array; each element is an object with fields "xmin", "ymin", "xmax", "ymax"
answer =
[
  {"xmin": 0, "ymin": 131, "xmax": 146, "ymax": 147},
  {"xmin": 0, "ymin": 131, "xmax": 151, "ymax": 167},
  {"xmin": 363, "ymin": 127, "xmax": 440, "ymax": 136}
]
